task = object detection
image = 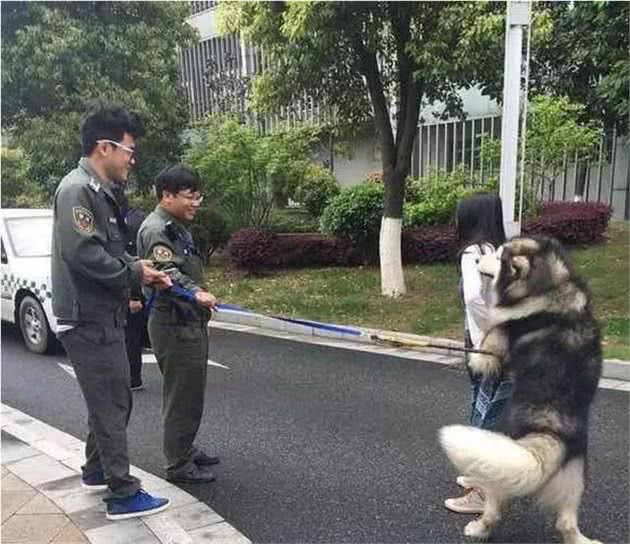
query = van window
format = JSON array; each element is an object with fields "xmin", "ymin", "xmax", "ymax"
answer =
[{"xmin": 5, "ymin": 216, "xmax": 53, "ymax": 257}]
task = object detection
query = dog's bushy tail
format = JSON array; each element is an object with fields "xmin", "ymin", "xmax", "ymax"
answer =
[{"xmin": 439, "ymin": 425, "xmax": 565, "ymax": 498}]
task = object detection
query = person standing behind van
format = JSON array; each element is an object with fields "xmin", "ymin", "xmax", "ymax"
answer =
[{"xmin": 111, "ymin": 183, "xmax": 148, "ymax": 391}]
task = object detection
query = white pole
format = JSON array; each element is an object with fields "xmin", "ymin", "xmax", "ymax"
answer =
[
  {"xmin": 518, "ymin": 14, "xmax": 533, "ymax": 227},
  {"xmin": 499, "ymin": 1, "xmax": 530, "ymax": 238}
]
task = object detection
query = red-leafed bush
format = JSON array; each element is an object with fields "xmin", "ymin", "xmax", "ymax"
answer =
[
  {"xmin": 402, "ymin": 225, "xmax": 458, "ymax": 264},
  {"xmin": 273, "ymin": 234, "xmax": 360, "ymax": 268},
  {"xmin": 228, "ymin": 228, "xmax": 278, "ymax": 270},
  {"xmin": 228, "ymin": 201, "xmax": 611, "ymax": 271},
  {"xmin": 522, "ymin": 201, "xmax": 612, "ymax": 246}
]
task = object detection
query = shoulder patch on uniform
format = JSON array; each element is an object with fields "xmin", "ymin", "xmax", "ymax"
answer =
[
  {"xmin": 88, "ymin": 178, "xmax": 101, "ymax": 193},
  {"xmin": 152, "ymin": 244, "xmax": 173, "ymax": 262},
  {"xmin": 72, "ymin": 206, "xmax": 95, "ymax": 234}
]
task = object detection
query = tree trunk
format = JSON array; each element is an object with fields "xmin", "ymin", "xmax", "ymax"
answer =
[
  {"xmin": 573, "ymin": 161, "xmax": 587, "ymax": 201},
  {"xmin": 353, "ymin": 18, "xmax": 420, "ymax": 298},
  {"xmin": 380, "ymin": 216, "xmax": 405, "ymax": 297},
  {"xmin": 379, "ymin": 168, "xmax": 406, "ymax": 296}
]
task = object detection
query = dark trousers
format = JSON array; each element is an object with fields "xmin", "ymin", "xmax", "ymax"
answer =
[
  {"xmin": 148, "ymin": 313, "xmax": 209, "ymax": 471},
  {"xmin": 59, "ymin": 323, "xmax": 141, "ymax": 498},
  {"xmin": 125, "ymin": 310, "xmax": 146, "ymax": 386}
]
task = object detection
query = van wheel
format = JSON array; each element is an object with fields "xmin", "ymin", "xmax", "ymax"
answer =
[{"xmin": 18, "ymin": 295, "xmax": 51, "ymax": 354}]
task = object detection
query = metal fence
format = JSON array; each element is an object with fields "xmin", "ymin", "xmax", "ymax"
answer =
[
  {"xmin": 411, "ymin": 116, "xmax": 629, "ymax": 219},
  {"xmin": 190, "ymin": 1, "xmax": 216, "ymax": 16},
  {"xmin": 179, "ymin": 33, "xmax": 331, "ymax": 133}
]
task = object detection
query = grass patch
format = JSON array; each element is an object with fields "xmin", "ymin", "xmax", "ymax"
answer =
[{"xmin": 207, "ymin": 222, "xmax": 629, "ymax": 359}]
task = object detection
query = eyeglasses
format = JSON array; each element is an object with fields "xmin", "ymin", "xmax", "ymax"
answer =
[
  {"xmin": 96, "ymin": 139, "xmax": 136, "ymax": 159},
  {"xmin": 178, "ymin": 193, "xmax": 204, "ymax": 204}
]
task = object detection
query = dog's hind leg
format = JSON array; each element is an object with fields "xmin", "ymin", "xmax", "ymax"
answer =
[
  {"xmin": 464, "ymin": 490, "xmax": 502, "ymax": 540},
  {"xmin": 538, "ymin": 457, "xmax": 602, "ymax": 544}
]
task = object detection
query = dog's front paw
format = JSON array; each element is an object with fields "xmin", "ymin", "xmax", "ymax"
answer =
[
  {"xmin": 468, "ymin": 352, "xmax": 501, "ymax": 376},
  {"xmin": 465, "ymin": 519, "xmax": 491, "ymax": 540}
]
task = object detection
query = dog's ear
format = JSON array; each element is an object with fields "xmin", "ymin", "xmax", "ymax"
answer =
[{"xmin": 511, "ymin": 255, "xmax": 531, "ymax": 280}]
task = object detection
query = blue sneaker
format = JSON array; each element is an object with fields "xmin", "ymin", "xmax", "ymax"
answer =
[
  {"xmin": 81, "ymin": 470, "xmax": 108, "ymax": 491},
  {"xmin": 105, "ymin": 489, "xmax": 170, "ymax": 521}
]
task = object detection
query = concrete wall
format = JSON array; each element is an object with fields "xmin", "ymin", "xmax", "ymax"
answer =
[
  {"xmin": 188, "ymin": 8, "xmax": 218, "ymax": 41},
  {"xmin": 329, "ymin": 134, "xmax": 382, "ymax": 188}
]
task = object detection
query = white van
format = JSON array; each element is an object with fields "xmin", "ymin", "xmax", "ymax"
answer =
[{"xmin": 1, "ymin": 208, "xmax": 58, "ymax": 353}]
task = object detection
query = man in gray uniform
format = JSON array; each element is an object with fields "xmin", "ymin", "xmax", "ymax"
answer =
[
  {"xmin": 52, "ymin": 102, "xmax": 171, "ymax": 520},
  {"xmin": 137, "ymin": 164, "xmax": 219, "ymax": 484}
]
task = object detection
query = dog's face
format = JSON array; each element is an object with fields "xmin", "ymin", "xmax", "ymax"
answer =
[{"xmin": 491, "ymin": 237, "xmax": 572, "ymax": 305}]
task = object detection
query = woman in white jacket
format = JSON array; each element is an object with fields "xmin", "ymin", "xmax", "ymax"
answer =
[{"xmin": 444, "ymin": 193, "xmax": 514, "ymax": 514}]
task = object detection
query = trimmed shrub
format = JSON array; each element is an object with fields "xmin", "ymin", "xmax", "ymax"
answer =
[
  {"xmin": 296, "ymin": 166, "xmax": 340, "ymax": 218},
  {"xmin": 522, "ymin": 201, "xmax": 612, "ymax": 246},
  {"xmin": 229, "ymin": 201, "xmax": 612, "ymax": 271},
  {"xmin": 320, "ymin": 181, "xmax": 384, "ymax": 261},
  {"xmin": 228, "ymin": 228, "xmax": 278, "ymax": 270},
  {"xmin": 273, "ymin": 234, "xmax": 359, "ymax": 268},
  {"xmin": 402, "ymin": 226, "xmax": 459, "ymax": 264}
]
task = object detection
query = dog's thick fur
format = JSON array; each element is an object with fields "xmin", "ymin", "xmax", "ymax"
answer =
[{"xmin": 439, "ymin": 236, "xmax": 602, "ymax": 544}]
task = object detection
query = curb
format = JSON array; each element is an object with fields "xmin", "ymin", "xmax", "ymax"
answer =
[
  {"xmin": 212, "ymin": 308, "xmax": 630, "ymax": 382},
  {"xmin": 1, "ymin": 403, "xmax": 251, "ymax": 544}
]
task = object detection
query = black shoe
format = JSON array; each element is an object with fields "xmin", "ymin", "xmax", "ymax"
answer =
[
  {"xmin": 131, "ymin": 382, "xmax": 144, "ymax": 391},
  {"xmin": 166, "ymin": 465, "xmax": 216, "ymax": 484},
  {"xmin": 193, "ymin": 450, "xmax": 220, "ymax": 466}
]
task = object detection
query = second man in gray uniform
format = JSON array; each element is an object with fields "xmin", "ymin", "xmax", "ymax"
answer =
[{"xmin": 137, "ymin": 164, "xmax": 220, "ymax": 483}]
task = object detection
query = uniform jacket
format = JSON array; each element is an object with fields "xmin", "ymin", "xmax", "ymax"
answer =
[
  {"xmin": 51, "ymin": 158, "xmax": 143, "ymax": 326},
  {"xmin": 136, "ymin": 206, "xmax": 210, "ymax": 323}
]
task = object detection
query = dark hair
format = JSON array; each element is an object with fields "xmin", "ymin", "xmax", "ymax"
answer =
[
  {"xmin": 456, "ymin": 193, "xmax": 506, "ymax": 252},
  {"xmin": 154, "ymin": 164, "xmax": 201, "ymax": 201},
  {"xmin": 80, "ymin": 101, "xmax": 145, "ymax": 155}
]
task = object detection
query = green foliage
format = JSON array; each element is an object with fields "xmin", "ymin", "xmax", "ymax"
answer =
[
  {"xmin": 186, "ymin": 116, "xmax": 320, "ymax": 230},
  {"xmin": 218, "ymin": 2, "xmax": 512, "ymax": 127},
  {"xmin": 403, "ymin": 168, "xmax": 476, "ymax": 228},
  {"xmin": 526, "ymin": 95, "xmax": 602, "ymax": 196},
  {"xmin": 1, "ymin": 2, "xmax": 197, "ymax": 192},
  {"xmin": 531, "ymin": 2, "xmax": 629, "ymax": 134},
  {"xmin": 267, "ymin": 208, "xmax": 320, "ymax": 234},
  {"xmin": 471, "ymin": 96, "xmax": 600, "ymax": 216},
  {"xmin": 362, "ymin": 171, "xmax": 423, "ymax": 203},
  {"xmin": 189, "ymin": 207, "xmax": 231, "ymax": 262},
  {"xmin": 295, "ymin": 165, "xmax": 340, "ymax": 218},
  {"xmin": 127, "ymin": 191, "xmax": 157, "ymax": 215},
  {"xmin": 1, "ymin": 147, "xmax": 48, "ymax": 208},
  {"xmin": 320, "ymin": 182, "xmax": 384, "ymax": 260},
  {"xmin": 472, "ymin": 2, "xmax": 628, "ymax": 135}
]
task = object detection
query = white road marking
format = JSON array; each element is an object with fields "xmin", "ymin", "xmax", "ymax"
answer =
[
  {"xmin": 57, "ymin": 363, "xmax": 76, "ymax": 379},
  {"xmin": 142, "ymin": 353, "xmax": 229, "ymax": 369}
]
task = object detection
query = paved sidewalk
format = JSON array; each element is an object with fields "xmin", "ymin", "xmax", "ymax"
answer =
[{"xmin": 1, "ymin": 403, "xmax": 250, "ymax": 544}]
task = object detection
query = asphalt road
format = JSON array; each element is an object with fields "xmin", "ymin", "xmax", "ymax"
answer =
[{"xmin": 2, "ymin": 323, "xmax": 628, "ymax": 543}]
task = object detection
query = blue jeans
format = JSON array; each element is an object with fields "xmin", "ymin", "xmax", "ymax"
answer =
[{"xmin": 469, "ymin": 373, "xmax": 513, "ymax": 430}]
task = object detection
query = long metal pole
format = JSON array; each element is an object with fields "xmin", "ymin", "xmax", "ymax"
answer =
[{"xmin": 499, "ymin": 1, "xmax": 530, "ymax": 237}]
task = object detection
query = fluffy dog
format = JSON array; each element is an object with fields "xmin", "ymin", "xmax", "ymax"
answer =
[{"xmin": 439, "ymin": 236, "xmax": 602, "ymax": 544}]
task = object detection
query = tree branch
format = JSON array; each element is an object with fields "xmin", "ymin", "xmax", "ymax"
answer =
[{"xmin": 353, "ymin": 36, "xmax": 395, "ymax": 170}]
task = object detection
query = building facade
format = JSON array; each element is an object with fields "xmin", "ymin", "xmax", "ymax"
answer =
[{"xmin": 181, "ymin": 3, "xmax": 629, "ymax": 219}]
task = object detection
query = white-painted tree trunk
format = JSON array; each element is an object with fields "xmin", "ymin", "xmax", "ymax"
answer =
[{"xmin": 379, "ymin": 216, "xmax": 406, "ymax": 297}]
